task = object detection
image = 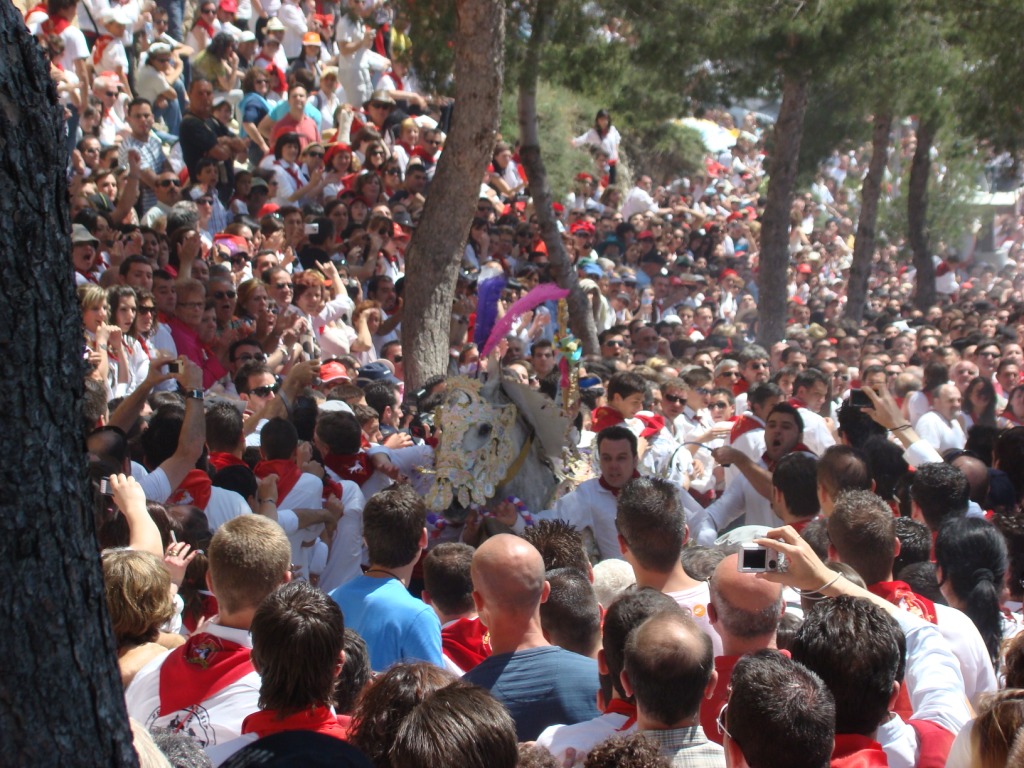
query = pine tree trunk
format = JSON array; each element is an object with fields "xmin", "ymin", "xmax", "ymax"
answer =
[
  {"xmin": 756, "ymin": 70, "xmax": 809, "ymax": 348},
  {"xmin": 516, "ymin": 0, "xmax": 599, "ymax": 356},
  {"xmin": 909, "ymin": 117, "xmax": 937, "ymax": 311},
  {"xmin": 0, "ymin": 9, "xmax": 139, "ymax": 767},
  {"xmin": 846, "ymin": 111, "xmax": 891, "ymax": 323},
  {"xmin": 401, "ymin": 0, "xmax": 504, "ymax": 390}
]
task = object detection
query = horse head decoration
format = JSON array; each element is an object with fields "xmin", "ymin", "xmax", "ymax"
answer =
[{"xmin": 424, "ymin": 376, "xmax": 573, "ymax": 515}]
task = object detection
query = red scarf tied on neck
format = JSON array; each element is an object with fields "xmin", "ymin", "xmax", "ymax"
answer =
[
  {"xmin": 591, "ymin": 405, "xmax": 625, "ymax": 433},
  {"xmin": 762, "ymin": 443, "xmax": 812, "ymax": 472},
  {"xmin": 253, "ymin": 459, "xmax": 303, "ymax": 502},
  {"xmin": 167, "ymin": 469, "xmax": 213, "ymax": 510},
  {"xmin": 92, "ymin": 35, "xmax": 114, "ymax": 66},
  {"xmin": 158, "ymin": 632, "xmax": 254, "ymax": 716},
  {"xmin": 323, "ymin": 451, "xmax": 372, "ymax": 486},
  {"xmin": 208, "ymin": 451, "xmax": 247, "ymax": 473}
]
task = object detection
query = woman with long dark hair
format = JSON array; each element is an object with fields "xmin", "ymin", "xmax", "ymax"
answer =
[
  {"xmin": 935, "ymin": 517, "xmax": 1009, "ymax": 671},
  {"xmin": 572, "ymin": 108, "xmax": 621, "ymax": 183},
  {"xmin": 962, "ymin": 376, "xmax": 998, "ymax": 431}
]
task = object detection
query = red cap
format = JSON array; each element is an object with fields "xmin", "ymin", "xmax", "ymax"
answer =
[
  {"xmin": 320, "ymin": 361, "xmax": 350, "ymax": 384},
  {"xmin": 575, "ymin": 172, "xmax": 594, "ymax": 182},
  {"xmin": 720, "ymin": 269, "xmax": 739, "ymax": 281},
  {"xmin": 570, "ymin": 221, "xmax": 595, "ymax": 235},
  {"xmin": 552, "ymin": 202, "xmax": 565, "ymax": 214},
  {"xmin": 218, "ymin": 0, "xmax": 237, "ymax": 12},
  {"xmin": 797, "ymin": 263, "xmax": 812, "ymax": 274},
  {"xmin": 637, "ymin": 230, "xmax": 654, "ymax": 240},
  {"xmin": 393, "ymin": 223, "xmax": 410, "ymax": 240},
  {"xmin": 258, "ymin": 203, "xmax": 281, "ymax": 218}
]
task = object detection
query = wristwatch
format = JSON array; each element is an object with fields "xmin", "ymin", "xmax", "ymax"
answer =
[{"xmin": 185, "ymin": 389, "xmax": 204, "ymax": 401}]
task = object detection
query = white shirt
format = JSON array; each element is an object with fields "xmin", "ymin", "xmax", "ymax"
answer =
[
  {"xmin": 794, "ymin": 405, "xmax": 835, "ymax": 457},
  {"xmin": 537, "ymin": 711, "xmax": 637, "ymax": 767},
  {"xmin": 316, "ymin": 473, "xmax": 366, "ymax": 593},
  {"xmin": 639, "ymin": 428, "xmax": 694, "ymax": 488},
  {"xmin": 278, "ymin": 472, "xmax": 327, "ymax": 581},
  {"xmin": 697, "ymin": 464, "xmax": 780, "ymax": 546},
  {"xmin": 137, "ymin": 466, "xmax": 250, "ymax": 529},
  {"xmin": 538, "ymin": 477, "xmax": 622, "ymax": 561},
  {"xmin": 665, "ymin": 581, "xmax": 723, "ymax": 656},
  {"xmin": 125, "ymin": 621, "xmax": 260, "ymax": 750},
  {"xmin": 620, "ymin": 185, "xmax": 658, "ymax": 220},
  {"xmin": 914, "ymin": 410, "xmax": 966, "ymax": 453}
]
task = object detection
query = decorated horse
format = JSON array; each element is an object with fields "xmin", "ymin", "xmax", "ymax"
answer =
[{"xmin": 424, "ymin": 375, "xmax": 576, "ymax": 515}]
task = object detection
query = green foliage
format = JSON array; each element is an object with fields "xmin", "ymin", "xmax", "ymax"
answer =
[
  {"xmin": 875, "ymin": 125, "xmax": 984, "ymax": 254},
  {"xmin": 622, "ymin": 121, "xmax": 707, "ymax": 184},
  {"xmin": 499, "ymin": 80, "xmax": 603, "ymax": 196}
]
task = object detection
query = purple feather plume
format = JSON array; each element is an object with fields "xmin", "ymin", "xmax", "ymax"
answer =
[
  {"xmin": 473, "ymin": 277, "xmax": 506, "ymax": 349},
  {"xmin": 481, "ymin": 283, "xmax": 569, "ymax": 357}
]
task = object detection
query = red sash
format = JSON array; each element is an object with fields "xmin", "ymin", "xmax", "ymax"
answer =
[
  {"xmin": 604, "ymin": 698, "xmax": 638, "ymax": 732},
  {"xmin": 275, "ymin": 160, "xmax": 307, "ymax": 189},
  {"xmin": 253, "ymin": 459, "xmax": 303, "ymax": 502},
  {"xmin": 732, "ymin": 378, "xmax": 750, "ymax": 397},
  {"xmin": 591, "ymin": 405, "xmax": 625, "ymax": 433},
  {"xmin": 323, "ymin": 451, "xmax": 372, "ymax": 486},
  {"xmin": 729, "ymin": 413, "xmax": 763, "ymax": 443},
  {"xmin": 762, "ymin": 443, "xmax": 812, "ymax": 472},
  {"xmin": 440, "ymin": 616, "xmax": 491, "ymax": 673},
  {"xmin": 908, "ymin": 719, "xmax": 955, "ymax": 768},
  {"xmin": 168, "ymin": 469, "xmax": 213, "ymax": 510},
  {"xmin": 599, "ymin": 471, "xmax": 640, "ymax": 497},
  {"xmin": 77, "ymin": 268, "xmax": 100, "ymax": 284},
  {"xmin": 789, "ymin": 396, "xmax": 808, "ymax": 409},
  {"xmin": 868, "ymin": 581, "xmax": 938, "ymax": 624},
  {"xmin": 241, "ymin": 705, "xmax": 348, "ymax": 740},
  {"xmin": 92, "ymin": 34, "xmax": 114, "ymax": 66},
  {"xmin": 830, "ymin": 733, "xmax": 890, "ymax": 767},
  {"xmin": 194, "ymin": 17, "xmax": 216, "ymax": 38},
  {"xmin": 209, "ymin": 451, "xmax": 247, "ymax": 473},
  {"xmin": 24, "ymin": 2, "xmax": 47, "ymax": 21},
  {"xmin": 183, "ymin": 593, "xmax": 219, "ymax": 634},
  {"xmin": 158, "ymin": 632, "xmax": 255, "ymax": 716}
]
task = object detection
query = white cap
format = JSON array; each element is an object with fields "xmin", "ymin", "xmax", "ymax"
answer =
[{"xmin": 101, "ymin": 6, "xmax": 132, "ymax": 26}]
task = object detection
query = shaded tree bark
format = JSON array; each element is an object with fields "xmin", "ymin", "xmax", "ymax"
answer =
[
  {"xmin": 756, "ymin": 70, "xmax": 809, "ymax": 348},
  {"xmin": 0, "ymin": 9, "xmax": 139, "ymax": 767},
  {"xmin": 401, "ymin": 0, "xmax": 505, "ymax": 391},
  {"xmin": 909, "ymin": 117, "xmax": 937, "ymax": 311},
  {"xmin": 846, "ymin": 111, "xmax": 892, "ymax": 323},
  {"xmin": 516, "ymin": 0, "xmax": 599, "ymax": 356}
]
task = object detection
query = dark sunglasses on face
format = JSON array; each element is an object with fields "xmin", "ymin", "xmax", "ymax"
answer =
[
  {"xmin": 158, "ymin": 178, "xmax": 181, "ymax": 187},
  {"xmin": 604, "ymin": 340, "xmax": 624, "ymax": 347},
  {"xmin": 664, "ymin": 394, "xmax": 686, "ymax": 405},
  {"xmin": 274, "ymin": 282, "xmax": 293, "ymax": 290},
  {"xmin": 250, "ymin": 383, "xmax": 280, "ymax": 397},
  {"xmin": 230, "ymin": 254, "xmax": 247, "ymax": 265},
  {"xmin": 305, "ymin": 151, "xmax": 324, "ymax": 159},
  {"xmin": 213, "ymin": 290, "xmax": 237, "ymax": 300},
  {"xmin": 197, "ymin": 197, "xmax": 214, "ymax": 205},
  {"xmin": 710, "ymin": 401, "xmax": 730, "ymax": 408},
  {"xmin": 138, "ymin": 306, "xmax": 156, "ymax": 315}
]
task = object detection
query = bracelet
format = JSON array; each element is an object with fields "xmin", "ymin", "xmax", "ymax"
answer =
[
  {"xmin": 258, "ymin": 497, "xmax": 278, "ymax": 505},
  {"xmin": 890, "ymin": 424, "xmax": 912, "ymax": 432},
  {"xmin": 799, "ymin": 572, "xmax": 844, "ymax": 595}
]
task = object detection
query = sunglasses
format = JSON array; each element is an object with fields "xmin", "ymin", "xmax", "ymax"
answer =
[
  {"xmin": 385, "ymin": 168, "xmax": 401, "ymax": 175},
  {"xmin": 197, "ymin": 197, "xmax": 214, "ymax": 205},
  {"xmin": 138, "ymin": 306, "xmax": 156, "ymax": 315},
  {"xmin": 747, "ymin": 362, "xmax": 768, "ymax": 370},
  {"xmin": 230, "ymin": 254, "xmax": 248, "ymax": 265},
  {"xmin": 201, "ymin": 7, "xmax": 216, "ymax": 13},
  {"xmin": 250, "ymin": 383, "xmax": 281, "ymax": 397},
  {"xmin": 710, "ymin": 401, "xmax": 730, "ymax": 408},
  {"xmin": 664, "ymin": 394, "xmax": 686, "ymax": 405},
  {"xmin": 393, "ymin": 355, "xmax": 403, "ymax": 363},
  {"xmin": 105, "ymin": 91, "xmax": 118, "ymax": 97},
  {"xmin": 305, "ymin": 151, "xmax": 324, "ymax": 159},
  {"xmin": 369, "ymin": 102, "xmax": 391, "ymax": 110},
  {"xmin": 603, "ymin": 340, "xmax": 624, "ymax": 347},
  {"xmin": 213, "ymin": 290, "xmax": 237, "ymax": 300},
  {"xmin": 427, "ymin": 139, "xmax": 442, "ymax": 146},
  {"xmin": 369, "ymin": 149, "xmax": 386, "ymax": 156},
  {"xmin": 717, "ymin": 703, "xmax": 733, "ymax": 741},
  {"xmin": 274, "ymin": 281, "xmax": 293, "ymax": 290},
  {"xmin": 721, "ymin": 370, "xmax": 741, "ymax": 378},
  {"xmin": 159, "ymin": 179, "xmax": 181, "ymax": 187}
]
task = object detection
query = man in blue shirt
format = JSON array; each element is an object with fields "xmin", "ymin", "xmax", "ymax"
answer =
[
  {"xmin": 464, "ymin": 534, "xmax": 599, "ymax": 741},
  {"xmin": 329, "ymin": 485, "xmax": 442, "ymax": 671}
]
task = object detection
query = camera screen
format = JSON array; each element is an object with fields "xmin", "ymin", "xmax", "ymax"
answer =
[{"xmin": 742, "ymin": 548, "xmax": 767, "ymax": 569}]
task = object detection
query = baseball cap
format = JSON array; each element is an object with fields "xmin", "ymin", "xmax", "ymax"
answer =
[{"xmin": 71, "ymin": 224, "xmax": 99, "ymax": 245}]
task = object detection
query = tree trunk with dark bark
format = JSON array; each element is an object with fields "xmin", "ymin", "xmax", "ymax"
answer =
[
  {"xmin": 516, "ymin": 0, "xmax": 599, "ymax": 356},
  {"xmin": 909, "ymin": 117, "xmax": 937, "ymax": 311},
  {"xmin": 756, "ymin": 70, "xmax": 809, "ymax": 348},
  {"xmin": 401, "ymin": 0, "xmax": 505, "ymax": 390},
  {"xmin": 846, "ymin": 111, "xmax": 892, "ymax": 323},
  {"xmin": 0, "ymin": 9, "xmax": 139, "ymax": 767}
]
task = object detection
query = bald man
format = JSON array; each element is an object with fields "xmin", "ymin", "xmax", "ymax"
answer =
[
  {"xmin": 463, "ymin": 534, "xmax": 600, "ymax": 741},
  {"xmin": 621, "ymin": 612, "xmax": 725, "ymax": 766},
  {"xmin": 699, "ymin": 553, "xmax": 785, "ymax": 745}
]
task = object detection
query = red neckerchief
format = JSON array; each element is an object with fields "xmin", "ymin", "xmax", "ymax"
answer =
[
  {"xmin": 789, "ymin": 396, "xmax": 808, "ymax": 409},
  {"xmin": 762, "ymin": 443, "xmax": 811, "ymax": 472},
  {"xmin": 604, "ymin": 698, "xmax": 638, "ymax": 731},
  {"xmin": 636, "ymin": 413, "xmax": 665, "ymax": 439},
  {"xmin": 1002, "ymin": 409, "xmax": 1024, "ymax": 426},
  {"xmin": 183, "ymin": 593, "xmax": 219, "ymax": 634},
  {"xmin": 830, "ymin": 733, "xmax": 889, "ymax": 767},
  {"xmin": 732, "ymin": 378, "xmax": 750, "ymax": 396},
  {"xmin": 907, "ymin": 720, "xmax": 955, "ymax": 768},
  {"xmin": 275, "ymin": 160, "xmax": 306, "ymax": 189},
  {"xmin": 241, "ymin": 706, "xmax": 348, "ymax": 741},
  {"xmin": 24, "ymin": 2, "xmax": 46, "ymax": 21},
  {"xmin": 591, "ymin": 405, "xmax": 625, "ymax": 433},
  {"xmin": 254, "ymin": 459, "xmax": 303, "ymax": 502},
  {"xmin": 441, "ymin": 616, "xmax": 491, "ymax": 673},
  {"xmin": 167, "ymin": 469, "xmax": 213, "ymax": 509},
  {"xmin": 158, "ymin": 631, "xmax": 254, "ymax": 716},
  {"xmin": 76, "ymin": 268, "xmax": 100, "ymax": 284},
  {"xmin": 42, "ymin": 14, "xmax": 72, "ymax": 35},
  {"xmin": 323, "ymin": 451, "xmax": 372, "ymax": 486},
  {"xmin": 868, "ymin": 580, "xmax": 938, "ymax": 624},
  {"xmin": 92, "ymin": 35, "xmax": 114, "ymax": 66},
  {"xmin": 729, "ymin": 412, "xmax": 763, "ymax": 443},
  {"xmin": 208, "ymin": 451, "xmax": 246, "ymax": 473},
  {"xmin": 194, "ymin": 16, "xmax": 216, "ymax": 38},
  {"xmin": 385, "ymin": 69, "xmax": 405, "ymax": 90},
  {"xmin": 599, "ymin": 471, "xmax": 640, "ymax": 497}
]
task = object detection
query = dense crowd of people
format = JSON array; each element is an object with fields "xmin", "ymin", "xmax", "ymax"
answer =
[{"xmin": 25, "ymin": 0, "xmax": 1024, "ymax": 764}]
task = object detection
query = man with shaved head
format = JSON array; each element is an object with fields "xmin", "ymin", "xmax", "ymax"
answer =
[
  {"xmin": 621, "ymin": 611, "xmax": 724, "ymax": 766},
  {"xmin": 700, "ymin": 553, "xmax": 784, "ymax": 744},
  {"xmin": 463, "ymin": 534, "xmax": 600, "ymax": 741}
]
